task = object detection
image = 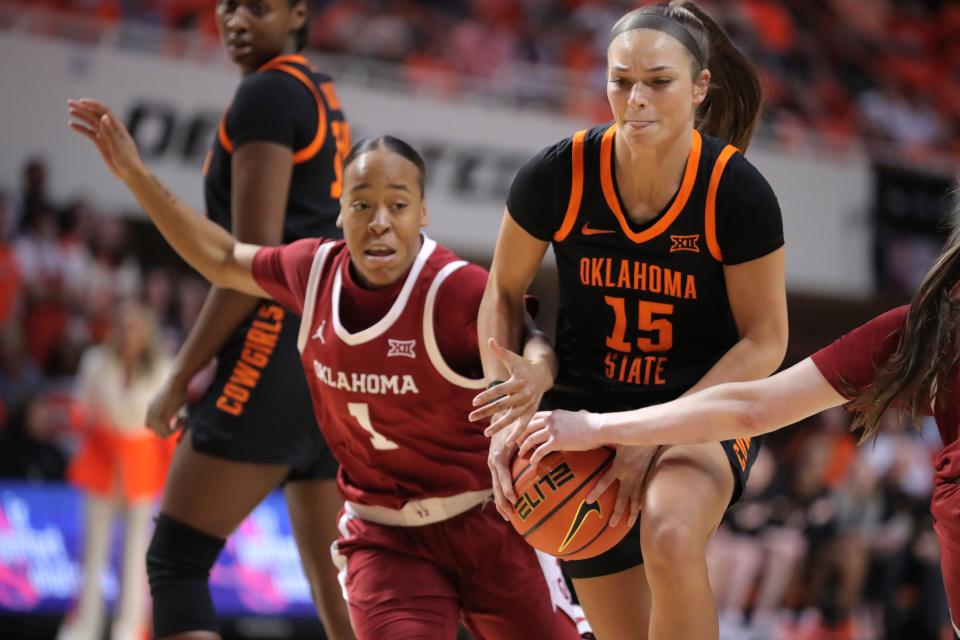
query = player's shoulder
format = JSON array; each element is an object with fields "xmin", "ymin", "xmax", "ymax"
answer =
[
  {"xmin": 233, "ymin": 67, "xmax": 313, "ymax": 108},
  {"xmin": 425, "ymin": 242, "xmax": 487, "ymax": 294},
  {"xmin": 863, "ymin": 305, "xmax": 910, "ymax": 337},
  {"xmin": 696, "ymin": 134, "xmax": 770, "ymax": 195}
]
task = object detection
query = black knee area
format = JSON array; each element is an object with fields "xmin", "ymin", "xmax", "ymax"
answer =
[{"xmin": 146, "ymin": 513, "xmax": 226, "ymax": 638}]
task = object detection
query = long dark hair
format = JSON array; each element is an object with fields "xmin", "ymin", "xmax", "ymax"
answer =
[
  {"xmin": 847, "ymin": 187, "xmax": 960, "ymax": 441},
  {"xmin": 610, "ymin": 1, "xmax": 763, "ymax": 151}
]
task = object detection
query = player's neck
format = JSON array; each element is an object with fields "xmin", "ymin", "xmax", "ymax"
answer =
[{"xmin": 613, "ymin": 128, "xmax": 691, "ymax": 220}]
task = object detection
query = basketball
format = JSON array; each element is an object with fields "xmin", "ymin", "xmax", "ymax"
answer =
[{"xmin": 509, "ymin": 447, "xmax": 632, "ymax": 560}]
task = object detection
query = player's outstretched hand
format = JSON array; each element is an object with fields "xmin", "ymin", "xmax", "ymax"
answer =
[
  {"xmin": 470, "ymin": 338, "xmax": 553, "ymax": 445},
  {"xmin": 516, "ymin": 409, "xmax": 602, "ymax": 466},
  {"xmin": 145, "ymin": 376, "xmax": 188, "ymax": 438},
  {"xmin": 586, "ymin": 444, "xmax": 659, "ymax": 529},
  {"xmin": 67, "ymin": 99, "xmax": 145, "ymax": 183},
  {"xmin": 487, "ymin": 425, "xmax": 518, "ymax": 520}
]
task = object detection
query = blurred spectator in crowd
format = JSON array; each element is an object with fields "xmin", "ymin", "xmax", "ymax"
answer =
[
  {"xmin": 14, "ymin": 203, "xmax": 69, "ymax": 370},
  {"xmin": 58, "ymin": 300, "xmax": 173, "ymax": 640},
  {"xmin": 0, "ymin": 394, "xmax": 68, "ymax": 482}
]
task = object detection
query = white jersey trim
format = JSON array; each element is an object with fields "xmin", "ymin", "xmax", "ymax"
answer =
[
  {"xmin": 332, "ymin": 236, "xmax": 437, "ymax": 346},
  {"xmin": 423, "ymin": 260, "xmax": 486, "ymax": 389},
  {"xmin": 297, "ymin": 241, "xmax": 337, "ymax": 354}
]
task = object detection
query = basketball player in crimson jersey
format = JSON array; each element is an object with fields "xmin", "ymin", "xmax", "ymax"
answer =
[
  {"xmin": 67, "ymin": 101, "xmax": 583, "ymax": 639},
  {"xmin": 518, "ymin": 193, "xmax": 960, "ymax": 639}
]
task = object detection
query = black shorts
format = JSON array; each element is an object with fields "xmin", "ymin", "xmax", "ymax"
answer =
[
  {"xmin": 541, "ymin": 387, "xmax": 761, "ymax": 580},
  {"xmin": 186, "ymin": 301, "xmax": 337, "ymax": 482}
]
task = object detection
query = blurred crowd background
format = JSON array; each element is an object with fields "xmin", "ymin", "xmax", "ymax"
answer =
[
  {"xmin": 0, "ymin": 1, "xmax": 958, "ymax": 639},
  {"xmin": 14, "ymin": 0, "xmax": 960, "ymax": 165}
]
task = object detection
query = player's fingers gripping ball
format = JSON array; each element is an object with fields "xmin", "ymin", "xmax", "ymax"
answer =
[{"xmin": 509, "ymin": 447, "xmax": 631, "ymax": 560}]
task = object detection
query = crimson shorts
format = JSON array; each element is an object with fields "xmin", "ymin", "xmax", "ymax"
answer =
[
  {"xmin": 932, "ymin": 439, "xmax": 960, "ymax": 637},
  {"xmin": 331, "ymin": 502, "xmax": 581, "ymax": 640}
]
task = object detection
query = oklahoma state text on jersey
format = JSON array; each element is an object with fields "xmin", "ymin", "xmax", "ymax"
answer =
[
  {"xmin": 508, "ymin": 123, "xmax": 783, "ymax": 406},
  {"xmin": 253, "ymin": 237, "xmax": 492, "ymax": 510}
]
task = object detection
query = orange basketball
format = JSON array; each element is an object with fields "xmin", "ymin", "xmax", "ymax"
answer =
[{"xmin": 509, "ymin": 447, "xmax": 632, "ymax": 560}]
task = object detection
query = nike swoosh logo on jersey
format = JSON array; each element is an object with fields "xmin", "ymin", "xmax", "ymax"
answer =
[
  {"xmin": 558, "ymin": 499, "xmax": 602, "ymax": 553},
  {"xmin": 581, "ymin": 222, "xmax": 615, "ymax": 236}
]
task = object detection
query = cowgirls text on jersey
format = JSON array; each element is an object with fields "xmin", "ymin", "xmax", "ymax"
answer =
[{"xmin": 294, "ymin": 237, "xmax": 491, "ymax": 509}]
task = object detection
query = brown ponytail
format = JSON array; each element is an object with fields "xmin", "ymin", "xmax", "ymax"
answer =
[
  {"xmin": 846, "ymin": 186, "xmax": 960, "ymax": 442},
  {"xmin": 610, "ymin": 2, "xmax": 763, "ymax": 151}
]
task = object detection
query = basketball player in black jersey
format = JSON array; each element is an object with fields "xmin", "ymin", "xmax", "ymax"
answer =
[
  {"xmin": 68, "ymin": 1, "xmax": 351, "ymax": 638},
  {"xmin": 473, "ymin": 3, "xmax": 786, "ymax": 639}
]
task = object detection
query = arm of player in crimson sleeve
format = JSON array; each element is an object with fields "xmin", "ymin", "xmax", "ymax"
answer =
[
  {"xmin": 156, "ymin": 142, "xmax": 289, "ymax": 389},
  {"xmin": 521, "ymin": 359, "xmax": 847, "ymax": 458},
  {"xmin": 67, "ymin": 99, "xmax": 265, "ymax": 297},
  {"xmin": 683, "ymin": 248, "xmax": 788, "ymax": 397},
  {"xmin": 166, "ymin": 141, "xmax": 292, "ymax": 387}
]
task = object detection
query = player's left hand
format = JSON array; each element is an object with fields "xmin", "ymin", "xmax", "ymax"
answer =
[
  {"xmin": 516, "ymin": 409, "xmax": 602, "ymax": 466},
  {"xmin": 487, "ymin": 423, "xmax": 518, "ymax": 520},
  {"xmin": 587, "ymin": 444, "xmax": 659, "ymax": 529},
  {"xmin": 470, "ymin": 337, "xmax": 553, "ymax": 445},
  {"xmin": 67, "ymin": 98, "xmax": 145, "ymax": 183}
]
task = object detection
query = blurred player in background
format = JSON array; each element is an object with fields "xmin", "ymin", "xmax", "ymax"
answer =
[
  {"xmin": 66, "ymin": 99, "xmax": 583, "ymax": 639},
  {"xmin": 59, "ymin": 301, "xmax": 173, "ymax": 640},
  {"xmin": 72, "ymin": 1, "xmax": 354, "ymax": 638},
  {"xmin": 474, "ymin": 2, "xmax": 786, "ymax": 639},
  {"xmin": 518, "ymin": 186, "xmax": 960, "ymax": 640}
]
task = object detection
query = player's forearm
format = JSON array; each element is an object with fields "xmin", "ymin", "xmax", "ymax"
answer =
[
  {"xmin": 683, "ymin": 331, "xmax": 786, "ymax": 397},
  {"xmin": 477, "ymin": 283, "xmax": 526, "ymax": 381},
  {"xmin": 124, "ymin": 167, "xmax": 238, "ymax": 287},
  {"xmin": 595, "ymin": 383, "xmax": 765, "ymax": 447},
  {"xmin": 521, "ymin": 324, "xmax": 557, "ymax": 393},
  {"xmin": 169, "ymin": 286, "xmax": 262, "ymax": 387}
]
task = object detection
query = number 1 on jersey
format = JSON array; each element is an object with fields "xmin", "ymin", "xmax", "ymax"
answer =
[{"xmin": 347, "ymin": 402, "xmax": 399, "ymax": 451}]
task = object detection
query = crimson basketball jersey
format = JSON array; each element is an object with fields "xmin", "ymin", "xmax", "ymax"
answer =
[
  {"xmin": 253, "ymin": 237, "xmax": 490, "ymax": 509},
  {"xmin": 811, "ymin": 305, "xmax": 960, "ymax": 631}
]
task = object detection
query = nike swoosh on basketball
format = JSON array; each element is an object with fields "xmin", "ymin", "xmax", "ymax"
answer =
[
  {"xmin": 581, "ymin": 222, "xmax": 615, "ymax": 236},
  {"xmin": 558, "ymin": 499, "xmax": 602, "ymax": 553}
]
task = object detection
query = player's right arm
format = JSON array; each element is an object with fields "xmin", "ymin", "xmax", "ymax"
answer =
[
  {"xmin": 477, "ymin": 210, "xmax": 550, "ymax": 381},
  {"xmin": 476, "ymin": 211, "xmax": 550, "ymax": 515},
  {"xmin": 518, "ymin": 359, "xmax": 846, "ymax": 464},
  {"xmin": 518, "ymin": 308, "xmax": 910, "ymax": 463},
  {"xmin": 67, "ymin": 99, "xmax": 266, "ymax": 298}
]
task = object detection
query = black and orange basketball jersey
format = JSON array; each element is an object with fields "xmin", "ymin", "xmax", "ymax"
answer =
[
  {"xmin": 508, "ymin": 122, "xmax": 783, "ymax": 407},
  {"xmin": 204, "ymin": 53, "xmax": 350, "ymax": 242}
]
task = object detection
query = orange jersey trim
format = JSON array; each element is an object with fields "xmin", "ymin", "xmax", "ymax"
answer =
[
  {"xmin": 704, "ymin": 144, "xmax": 738, "ymax": 262},
  {"xmin": 258, "ymin": 53, "xmax": 316, "ymax": 73},
  {"xmin": 270, "ymin": 63, "xmax": 328, "ymax": 164},
  {"xmin": 218, "ymin": 56, "xmax": 328, "ymax": 164},
  {"xmin": 553, "ymin": 129, "xmax": 587, "ymax": 242},
  {"xmin": 217, "ymin": 117, "xmax": 235, "ymax": 154},
  {"xmin": 600, "ymin": 125, "xmax": 702, "ymax": 244},
  {"xmin": 319, "ymin": 82, "xmax": 342, "ymax": 111}
]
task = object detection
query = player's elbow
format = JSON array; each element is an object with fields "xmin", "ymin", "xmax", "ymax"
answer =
[
  {"xmin": 750, "ymin": 328, "xmax": 788, "ymax": 377},
  {"xmin": 734, "ymin": 390, "xmax": 779, "ymax": 439}
]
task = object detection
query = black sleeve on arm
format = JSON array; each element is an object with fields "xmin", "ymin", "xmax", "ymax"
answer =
[
  {"xmin": 226, "ymin": 71, "xmax": 314, "ymax": 150},
  {"xmin": 715, "ymin": 154, "xmax": 785, "ymax": 265},
  {"xmin": 505, "ymin": 139, "xmax": 571, "ymax": 241}
]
